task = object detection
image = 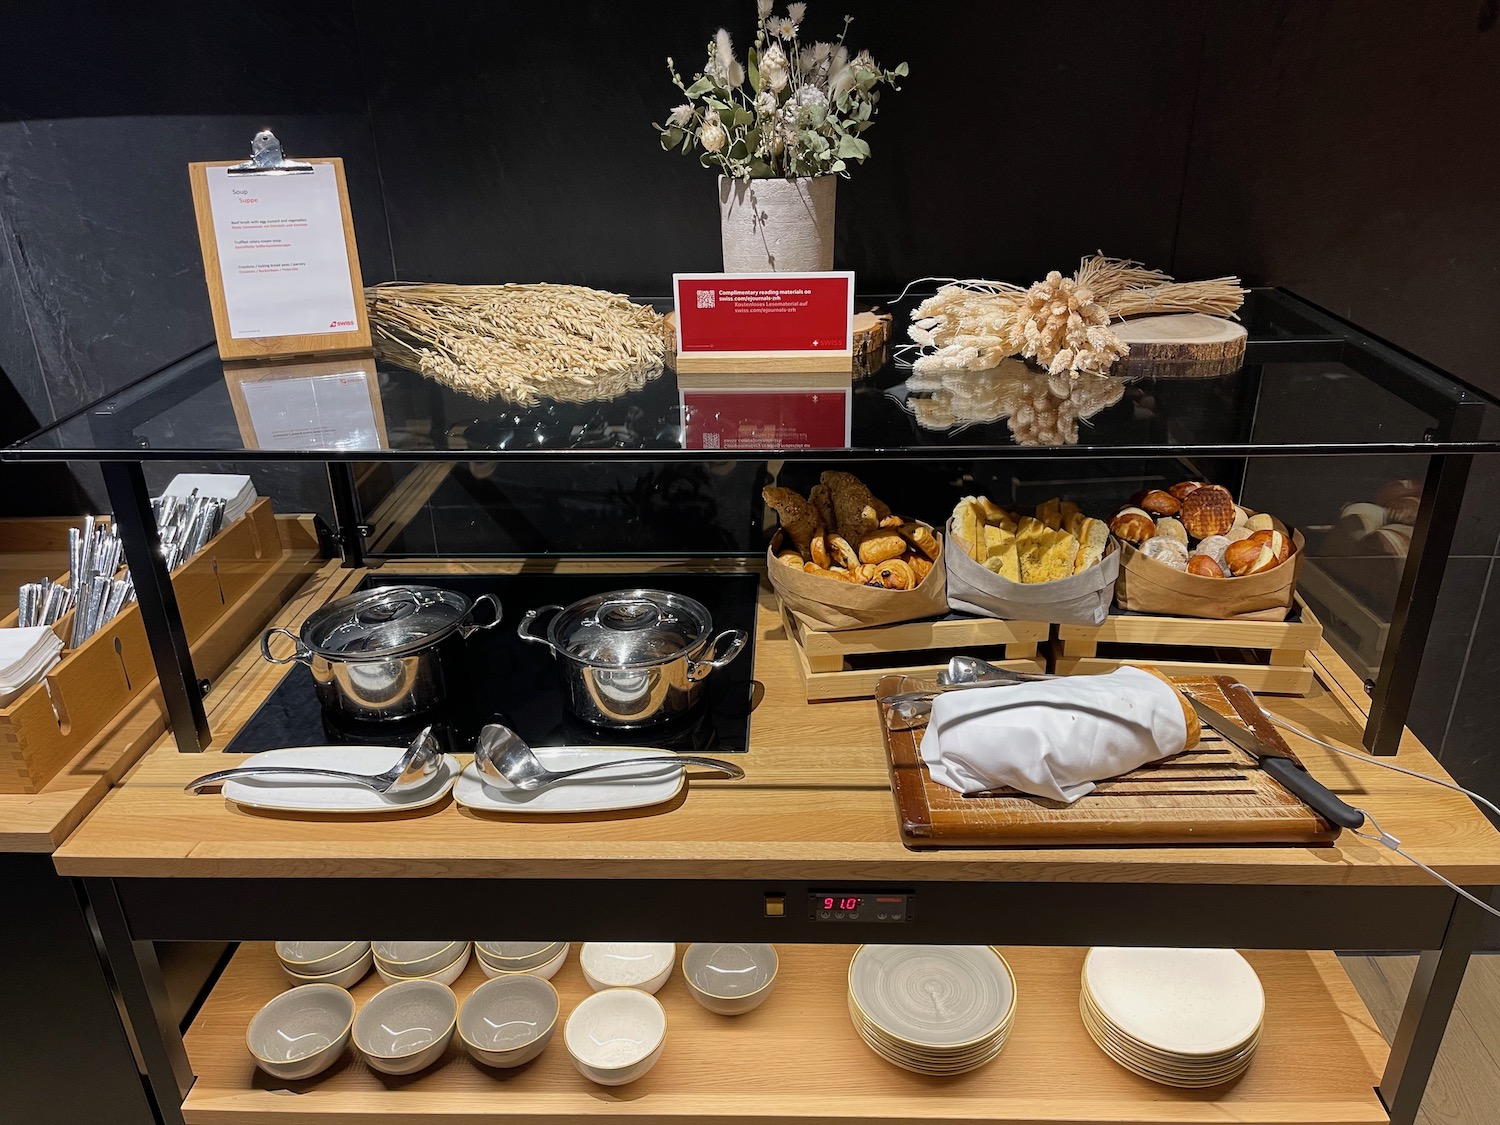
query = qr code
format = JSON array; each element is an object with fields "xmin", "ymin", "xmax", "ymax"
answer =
[
  {"xmin": 702, "ymin": 433, "xmax": 720, "ymax": 449},
  {"xmin": 696, "ymin": 289, "xmax": 716, "ymax": 309}
]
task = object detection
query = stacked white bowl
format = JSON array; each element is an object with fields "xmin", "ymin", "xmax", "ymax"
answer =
[
  {"xmin": 847, "ymin": 945, "xmax": 1017, "ymax": 1075},
  {"xmin": 1080, "ymin": 947, "xmax": 1265, "ymax": 1087},
  {"xmin": 372, "ymin": 941, "xmax": 471, "ymax": 986},
  {"xmin": 274, "ymin": 941, "xmax": 372, "ymax": 989},
  {"xmin": 474, "ymin": 941, "xmax": 570, "ymax": 980}
]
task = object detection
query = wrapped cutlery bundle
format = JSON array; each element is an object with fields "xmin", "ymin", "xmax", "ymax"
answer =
[
  {"xmin": 918, "ymin": 667, "xmax": 1200, "ymax": 803},
  {"xmin": 0, "ymin": 626, "xmax": 64, "ymax": 707},
  {"xmin": 160, "ymin": 473, "xmax": 257, "ymax": 527}
]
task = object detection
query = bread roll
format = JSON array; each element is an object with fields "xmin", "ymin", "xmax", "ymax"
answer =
[
  {"xmin": 763, "ymin": 486, "xmax": 821, "ymax": 556},
  {"xmin": 1169, "ymin": 481, "xmax": 1205, "ymax": 501},
  {"xmin": 1139, "ymin": 489, "xmax": 1181, "ymax": 517},
  {"xmin": 858, "ymin": 532, "xmax": 907, "ymax": 565},
  {"xmin": 1225, "ymin": 538, "xmax": 1278, "ymax": 576},
  {"xmin": 1181, "ymin": 485, "xmax": 1235, "ymax": 539},
  {"xmin": 1225, "ymin": 527, "xmax": 1253, "ymax": 543},
  {"xmin": 1140, "ymin": 536, "xmax": 1190, "ymax": 571},
  {"xmin": 1385, "ymin": 495, "xmax": 1420, "ymax": 526},
  {"xmin": 1154, "ymin": 517, "xmax": 1188, "ymax": 546},
  {"xmin": 1248, "ymin": 528, "xmax": 1292, "ymax": 564},
  {"xmin": 1377, "ymin": 479, "xmax": 1420, "ymax": 507},
  {"xmin": 1195, "ymin": 534, "xmax": 1232, "ymax": 569},
  {"xmin": 1244, "ymin": 512, "xmax": 1275, "ymax": 533},
  {"xmin": 1187, "ymin": 553, "xmax": 1226, "ymax": 578},
  {"xmin": 1139, "ymin": 666, "xmax": 1201, "ymax": 749},
  {"xmin": 898, "ymin": 521, "xmax": 941, "ymax": 560},
  {"xmin": 1339, "ymin": 502, "xmax": 1387, "ymax": 538},
  {"xmin": 1110, "ymin": 507, "xmax": 1157, "ymax": 545},
  {"xmin": 1230, "ymin": 505, "xmax": 1250, "ymax": 530}
]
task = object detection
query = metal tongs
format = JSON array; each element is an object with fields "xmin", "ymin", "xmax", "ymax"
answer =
[{"xmin": 877, "ymin": 655, "xmax": 1056, "ymax": 729}]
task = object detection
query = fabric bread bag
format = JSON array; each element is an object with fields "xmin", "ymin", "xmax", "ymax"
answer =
[{"xmin": 945, "ymin": 496, "xmax": 1120, "ymax": 626}]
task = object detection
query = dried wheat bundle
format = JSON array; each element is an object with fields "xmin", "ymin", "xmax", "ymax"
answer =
[
  {"xmin": 365, "ymin": 282, "xmax": 665, "ymax": 406},
  {"xmin": 907, "ymin": 255, "xmax": 1246, "ymax": 379}
]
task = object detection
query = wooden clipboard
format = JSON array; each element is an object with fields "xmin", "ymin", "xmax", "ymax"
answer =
[{"xmin": 188, "ymin": 149, "xmax": 371, "ymax": 361}]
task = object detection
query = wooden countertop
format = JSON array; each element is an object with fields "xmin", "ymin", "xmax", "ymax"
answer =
[{"xmin": 51, "ymin": 560, "xmax": 1500, "ymax": 885}]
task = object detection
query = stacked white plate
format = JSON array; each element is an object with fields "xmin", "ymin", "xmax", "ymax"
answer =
[
  {"xmin": 847, "ymin": 945, "xmax": 1016, "ymax": 1074},
  {"xmin": 1080, "ymin": 947, "xmax": 1265, "ymax": 1087}
]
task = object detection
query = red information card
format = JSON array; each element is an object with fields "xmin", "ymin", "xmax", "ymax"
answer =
[{"xmin": 673, "ymin": 272, "xmax": 855, "ymax": 355}]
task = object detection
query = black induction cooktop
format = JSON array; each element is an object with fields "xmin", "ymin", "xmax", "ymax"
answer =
[{"xmin": 225, "ymin": 571, "xmax": 759, "ymax": 756}]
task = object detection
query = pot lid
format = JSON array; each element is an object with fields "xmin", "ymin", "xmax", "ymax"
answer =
[
  {"xmin": 549, "ymin": 588, "xmax": 712, "ymax": 667},
  {"xmin": 301, "ymin": 585, "xmax": 473, "ymax": 658}
]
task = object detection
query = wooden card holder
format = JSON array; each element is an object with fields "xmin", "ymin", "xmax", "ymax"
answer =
[{"xmin": 223, "ymin": 353, "xmax": 388, "ymax": 450}]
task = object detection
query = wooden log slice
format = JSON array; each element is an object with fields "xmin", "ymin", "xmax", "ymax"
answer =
[{"xmin": 1111, "ymin": 314, "xmax": 1248, "ymax": 379}]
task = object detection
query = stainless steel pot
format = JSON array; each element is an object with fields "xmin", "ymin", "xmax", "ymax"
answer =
[
  {"xmin": 517, "ymin": 588, "xmax": 748, "ymax": 728},
  {"xmin": 261, "ymin": 585, "xmax": 501, "ymax": 722}
]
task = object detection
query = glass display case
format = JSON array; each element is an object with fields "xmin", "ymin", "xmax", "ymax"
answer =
[{"xmin": 8, "ymin": 288, "xmax": 1500, "ymax": 1125}]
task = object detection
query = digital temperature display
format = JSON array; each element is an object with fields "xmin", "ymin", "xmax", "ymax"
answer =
[{"xmin": 809, "ymin": 891, "xmax": 913, "ymax": 923}]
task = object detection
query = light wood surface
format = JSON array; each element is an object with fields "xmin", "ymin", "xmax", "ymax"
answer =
[
  {"xmin": 50, "ymin": 560, "xmax": 1500, "ymax": 884},
  {"xmin": 188, "ymin": 159, "xmax": 372, "ymax": 361},
  {"xmin": 181, "ymin": 942, "xmax": 1386, "ymax": 1125}
]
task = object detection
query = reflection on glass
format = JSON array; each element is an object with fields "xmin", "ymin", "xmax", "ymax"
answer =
[
  {"xmin": 895, "ymin": 358, "xmax": 1125, "ymax": 446},
  {"xmin": 450, "ymin": 402, "xmax": 686, "ymax": 452},
  {"xmin": 224, "ymin": 355, "xmax": 388, "ymax": 450},
  {"xmin": 678, "ymin": 370, "xmax": 852, "ymax": 451}
]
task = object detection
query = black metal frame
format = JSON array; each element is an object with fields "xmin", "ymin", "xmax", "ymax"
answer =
[{"xmin": 87, "ymin": 874, "xmax": 1490, "ymax": 1125}]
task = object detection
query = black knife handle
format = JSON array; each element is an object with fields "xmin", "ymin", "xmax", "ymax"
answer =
[{"xmin": 1262, "ymin": 756, "xmax": 1365, "ymax": 829}]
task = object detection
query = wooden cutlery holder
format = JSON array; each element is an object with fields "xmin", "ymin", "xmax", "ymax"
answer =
[{"xmin": 0, "ymin": 499, "xmax": 283, "ymax": 793}]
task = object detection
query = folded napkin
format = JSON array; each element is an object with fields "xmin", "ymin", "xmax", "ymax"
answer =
[
  {"xmin": 0, "ymin": 626, "xmax": 64, "ymax": 706},
  {"xmin": 918, "ymin": 666, "xmax": 1191, "ymax": 803},
  {"xmin": 162, "ymin": 473, "xmax": 257, "ymax": 524}
]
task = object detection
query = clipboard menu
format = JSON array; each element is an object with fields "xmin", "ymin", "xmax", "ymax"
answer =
[{"xmin": 189, "ymin": 141, "xmax": 371, "ymax": 360}]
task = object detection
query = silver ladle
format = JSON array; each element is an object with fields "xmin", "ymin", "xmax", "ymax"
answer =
[
  {"xmin": 474, "ymin": 722, "xmax": 744, "ymax": 792},
  {"xmin": 184, "ymin": 726, "xmax": 444, "ymax": 795},
  {"xmin": 879, "ymin": 655, "xmax": 1059, "ymax": 726}
]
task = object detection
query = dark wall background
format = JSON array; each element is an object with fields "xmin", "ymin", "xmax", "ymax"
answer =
[{"xmin": 2, "ymin": 1, "xmax": 1499, "ymax": 919}]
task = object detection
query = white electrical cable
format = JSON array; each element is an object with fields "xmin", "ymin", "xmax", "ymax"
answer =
[{"xmin": 1263, "ymin": 709, "xmax": 1500, "ymax": 923}]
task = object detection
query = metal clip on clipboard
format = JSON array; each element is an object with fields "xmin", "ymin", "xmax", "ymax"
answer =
[{"xmin": 226, "ymin": 129, "xmax": 314, "ymax": 176}]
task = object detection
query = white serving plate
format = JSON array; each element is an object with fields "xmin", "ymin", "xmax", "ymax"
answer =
[
  {"xmin": 453, "ymin": 747, "xmax": 685, "ymax": 814},
  {"xmin": 219, "ymin": 746, "xmax": 461, "ymax": 814},
  {"xmin": 1082, "ymin": 947, "xmax": 1264, "ymax": 1057}
]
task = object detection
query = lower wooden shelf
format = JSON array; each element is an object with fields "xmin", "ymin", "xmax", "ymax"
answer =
[{"xmin": 183, "ymin": 943, "xmax": 1388, "ymax": 1125}]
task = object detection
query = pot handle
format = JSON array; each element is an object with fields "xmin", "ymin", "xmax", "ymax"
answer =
[
  {"xmin": 260, "ymin": 627, "xmax": 313, "ymax": 666},
  {"xmin": 516, "ymin": 605, "xmax": 563, "ymax": 656},
  {"xmin": 687, "ymin": 628, "xmax": 749, "ymax": 683},
  {"xmin": 459, "ymin": 593, "xmax": 503, "ymax": 638}
]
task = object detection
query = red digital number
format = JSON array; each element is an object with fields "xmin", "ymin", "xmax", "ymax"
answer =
[{"xmin": 823, "ymin": 897, "xmax": 835, "ymax": 910}]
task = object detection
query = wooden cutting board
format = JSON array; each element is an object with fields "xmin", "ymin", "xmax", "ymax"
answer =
[{"xmin": 880, "ymin": 674, "xmax": 1339, "ymax": 848}]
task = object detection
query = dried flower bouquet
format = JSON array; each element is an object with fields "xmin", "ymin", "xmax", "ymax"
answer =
[
  {"xmin": 909, "ymin": 257, "xmax": 1247, "ymax": 379},
  {"xmin": 656, "ymin": 1, "xmax": 907, "ymax": 180}
]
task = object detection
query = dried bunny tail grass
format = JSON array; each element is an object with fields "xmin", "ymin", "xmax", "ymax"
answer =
[
  {"xmin": 1103, "ymin": 277, "xmax": 1247, "ymax": 319},
  {"xmin": 365, "ymin": 282, "xmax": 665, "ymax": 406}
]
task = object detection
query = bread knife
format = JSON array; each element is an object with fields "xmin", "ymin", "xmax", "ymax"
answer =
[{"xmin": 1188, "ymin": 698, "xmax": 1365, "ymax": 829}]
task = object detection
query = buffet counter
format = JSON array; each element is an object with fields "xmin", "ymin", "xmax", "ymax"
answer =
[{"xmin": 46, "ymin": 557, "xmax": 1500, "ymax": 1125}]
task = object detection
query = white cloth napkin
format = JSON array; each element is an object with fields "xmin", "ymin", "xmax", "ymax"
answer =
[
  {"xmin": 162, "ymin": 473, "xmax": 257, "ymax": 523},
  {"xmin": 918, "ymin": 666, "xmax": 1188, "ymax": 803},
  {"xmin": 0, "ymin": 626, "xmax": 64, "ymax": 705}
]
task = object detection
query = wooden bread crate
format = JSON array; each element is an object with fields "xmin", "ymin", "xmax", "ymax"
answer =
[
  {"xmin": 1050, "ymin": 594, "xmax": 1323, "ymax": 695},
  {"xmin": 780, "ymin": 603, "xmax": 1047, "ymax": 701},
  {"xmin": 0, "ymin": 498, "xmax": 287, "ymax": 793}
]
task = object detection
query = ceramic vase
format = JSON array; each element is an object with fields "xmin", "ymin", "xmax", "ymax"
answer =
[{"xmin": 717, "ymin": 175, "xmax": 835, "ymax": 272}]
